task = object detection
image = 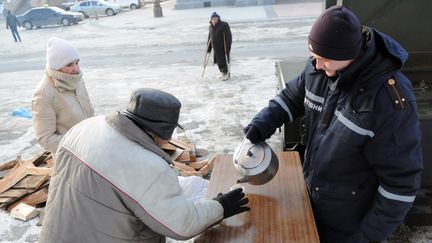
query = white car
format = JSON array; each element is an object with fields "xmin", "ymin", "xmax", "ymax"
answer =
[
  {"xmin": 70, "ymin": 0, "xmax": 122, "ymax": 17},
  {"xmin": 104, "ymin": 0, "xmax": 140, "ymax": 10}
]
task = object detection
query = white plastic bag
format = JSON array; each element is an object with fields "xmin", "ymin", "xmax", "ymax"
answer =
[{"xmin": 178, "ymin": 176, "xmax": 209, "ymax": 202}]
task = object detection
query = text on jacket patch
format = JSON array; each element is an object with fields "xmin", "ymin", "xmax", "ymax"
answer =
[{"xmin": 304, "ymin": 98, "xmax": 323, "ymax": 112}]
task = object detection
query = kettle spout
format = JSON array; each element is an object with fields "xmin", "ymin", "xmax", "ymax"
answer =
[{"xmin": 236, "ymin": 176, "xmax": 249, "ymax": 184}]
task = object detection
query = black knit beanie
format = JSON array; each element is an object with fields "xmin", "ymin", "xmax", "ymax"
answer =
[
  {"xmin": 308, "ymin": 6, "xmax": 362, "ymax": 61},
  {"xmin": 211, "ymin": 12, "xmax": 220, "ymax": 19}
]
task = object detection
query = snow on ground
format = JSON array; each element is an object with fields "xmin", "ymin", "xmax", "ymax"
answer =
[{"xmin": 0, "ymin": 1, "xmax": 431, "ymax": 242}]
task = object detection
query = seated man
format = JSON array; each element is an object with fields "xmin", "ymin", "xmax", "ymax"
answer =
[{"xmin": 39, "ymin": 88, "xmax": 249, "ymax": 243}]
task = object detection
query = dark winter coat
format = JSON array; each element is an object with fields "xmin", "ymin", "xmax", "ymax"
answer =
[
  {"xmin": 6, "ymin": 13, "xmax": 19, "ymax": 30},
  {"xmin": 248, "ymin": 27, "xmax": 422, "ymax": 242},
  {"xmin": 207, "ymin": 20, "xmax": 232, "ymax": 64}
]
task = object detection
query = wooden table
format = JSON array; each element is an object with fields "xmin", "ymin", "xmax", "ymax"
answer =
[{"xmin": 195, "ymin": 152, "xmax": 319, "ymax": 243}]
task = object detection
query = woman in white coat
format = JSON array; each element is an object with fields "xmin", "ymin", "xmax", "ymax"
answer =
[{"xmin": 32, "ymin": 37, "xmax": 94, "ymax": 155}]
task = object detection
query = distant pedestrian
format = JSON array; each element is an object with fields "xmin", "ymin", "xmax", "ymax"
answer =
[
  {"xmin": 207, "ymin": 12, "xmax": 232, "ymax": 81},
  {"xmin": 5, "ymin": 10, "xmax": 21, "ymax": 42}
]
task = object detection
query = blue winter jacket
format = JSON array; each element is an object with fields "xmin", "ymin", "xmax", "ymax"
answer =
[{"xmin": 249, "ymin": 27, "xmax": 423, "ymax": 242}]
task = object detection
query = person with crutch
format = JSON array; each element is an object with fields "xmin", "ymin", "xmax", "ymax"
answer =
[{"xmin": 206, "ymin": 12, "xmax": 232, "ymax": 81}]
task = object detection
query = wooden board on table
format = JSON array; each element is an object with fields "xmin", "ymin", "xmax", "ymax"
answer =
[{"xmin": 195, "ymin": 152, "xmax": 319, "ymax": 243}]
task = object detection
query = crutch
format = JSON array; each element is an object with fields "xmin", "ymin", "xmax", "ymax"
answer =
[
  {"xmin": 202, "ymin": 39, "xmax": 212, "ymax": 78},
  {"xmin": 223, "ymin": 33, "xmax": 230, "ymax": 78}
]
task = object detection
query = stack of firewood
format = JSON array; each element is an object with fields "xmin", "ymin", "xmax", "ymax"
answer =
[
  {"xmin": 163, "ymin": 136, "xmax": 217, "ymax": 178},
  {"xmin": 0, "ymin": 151, "xmax": 52, "ymax": 219}
]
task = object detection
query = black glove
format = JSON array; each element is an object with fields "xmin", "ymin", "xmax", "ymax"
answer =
[
  {"xmin": 243, "ymin": 124, "xmax": 263, "ymax": 144},
  {"xmin": 212, "ymin": 188, "xmax": 250, "ymax": 219}
]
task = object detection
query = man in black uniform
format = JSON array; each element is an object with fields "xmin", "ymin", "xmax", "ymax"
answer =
[
  {"xmin": 244, "ymin": 6, "xmax": 422, "ymax": 243},
  {"xmin": 6, "ymin": 10, "xmax": 21, "ymax": 42},
  {"xmin": 207, "ymin": 12, "xmax": 232, "ymax": 81}
]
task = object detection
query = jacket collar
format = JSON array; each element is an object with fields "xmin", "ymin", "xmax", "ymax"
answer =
[{"xmin": 105, "ymin": 111, "xmax": 173, "ymax": 165}]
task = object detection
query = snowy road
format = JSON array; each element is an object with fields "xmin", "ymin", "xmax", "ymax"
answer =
[
  {"xmin": 0, "ymin": 2, "xmax": 317, "ymax": 160},
  {"xmin": 0, "ymin": 1, "xmax": 431, "ymax": 242}
]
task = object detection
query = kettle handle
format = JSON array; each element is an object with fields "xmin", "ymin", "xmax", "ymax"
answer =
[
  {"xmin": 234, "ymin": 127, "xmax": 253, "ymax": 163},
  {"xmin": 233, "ymin": 136, "xmax": 248, "ymax": 164}
]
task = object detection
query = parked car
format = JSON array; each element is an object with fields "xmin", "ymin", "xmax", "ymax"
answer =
[
  {"xmin": 17, "ymin": 6, "xmax": 84, "ymax": 30},
  {"xmin": 70, "ymin": 0, "xmax": 122, "ymax": 18},
  {"xmin": 60, "ymin": 0, "xmax": 78, "ymax": 11},
  {"xmin": 104, "ymin": 0, "xmax": 140, "ymax": 10}
]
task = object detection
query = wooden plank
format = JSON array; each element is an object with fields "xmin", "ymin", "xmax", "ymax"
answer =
[
  {"xmin": 26, "ymin": 167, "xmax": 52, "ymax": 176},
  {"xmin": 40, "ymin": 180, "xmax": 50, "ymax": 188},
  {"xmin": 0, "ymin": 197, "xmax": 15, "ymax": 204},
  {"xmin": 189, "ymin": 153, "xmax": 197, "ymax": 163},
  {"xmin": 0, "ymin": 170, "xmax": 8, "ymax": 179},
  {"xmin": 169, "ymin": 139, "xmax": 194, "ymax": 151},
  {"xmin": 176, "ymin": 136, "xmax": 196, "ymax": 155},
  {"xmin": 161, "ymin": 143, "xmax": 177, "ymax": 151},
  {"xmin": 173, "ymin": 161, "xmax": 195, "ymax": 172},
  {"xmin": 32, "ymin": 152, "xmax": 50, "ymax": 167},
  {"xmin": 178, "ymin": 169, "xmax": 202, "ymax": 177},
  {"xmin": 177, "ymin": 150, "xmax": 191, "ymax": 162},
  {"xmin": 10, "ymin": 203, "xmax": 39, "ymax": 221},
  {"xmin": 0, "ymin": 189, "xmax": 32, "ymax": 198},
  {"xmin": 188, "ymin": 159, "xmax": 209, "ymax": 170},
  {"xmin": 45, "ymin": 158, "xmax": 54, "ymax": 168},
  {"xmin": 13, "ymin": 175, "xmax": 48, "ymax": 189},
  {"xmin": 0, "ymin": 162, "xmax": 29, "ymax": 194},
  {"xmin": 196, "ymin": 152, "xmax": 319, "ymax": 243},
  {"xmin": 170, "ymin": 148, "xmax": 184, "ymax": 161},
  {"xmin": 0, "ymin": 158, "xmax": 19, "ymax": 171},
  {"xmin": 0, "ymin": 151, "xmax": 49, "ymax": 172},
  {"xmin": 196, "ymin": 154, "xmax": 217, "ymax": 176},
  {"xmin": 7, "ymin": 186, "xmax": 49, "ymax": 211}
]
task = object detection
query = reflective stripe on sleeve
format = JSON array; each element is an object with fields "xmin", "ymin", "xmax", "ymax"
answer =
[
  {"xmin": 378, "ymin": 185, "xmax": 416, "ymax": 203},
  {"xmin": 334, "ymin": 110, "xmax": 375, "ymax": 138},
  {"xmin": 273, "ymin": 96, "xmax": 293, "ymax": 123}
]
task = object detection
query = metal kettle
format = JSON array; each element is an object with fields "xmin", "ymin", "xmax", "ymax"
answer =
[{"xmin": 233, "ymin": 138, "xmax": 279, "ymax": 185}]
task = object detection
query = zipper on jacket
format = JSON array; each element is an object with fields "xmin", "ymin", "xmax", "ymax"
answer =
[{"xmin": 74, "ymin": 90, "xmax": 88, "ymax": 116}]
